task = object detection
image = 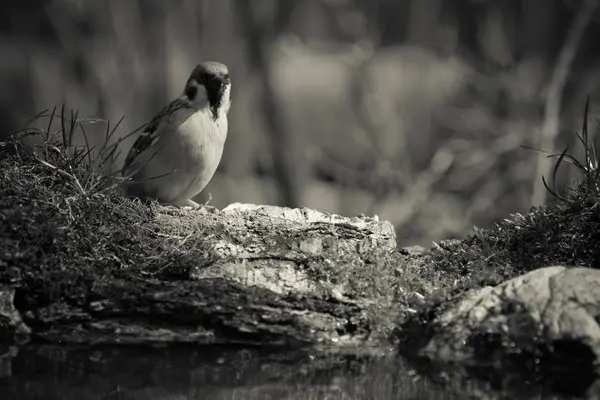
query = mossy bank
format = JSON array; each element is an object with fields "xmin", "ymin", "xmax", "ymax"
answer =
[{"xmin": 1, "ymin": 123, "xmax": 600, "ymax": 377}]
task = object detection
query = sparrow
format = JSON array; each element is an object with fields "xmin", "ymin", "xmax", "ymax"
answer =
[{"xmin": 122, "ymin": 61, "xmax": 231, "ymax": 209}]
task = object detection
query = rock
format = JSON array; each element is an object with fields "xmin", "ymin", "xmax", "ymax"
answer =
[
  {"xmin": 27, "ymin": 205, "xmax": 404, "ymax": 347},
  {"xmin": 0, "ymin": 287, "xmax": 30, "ymax": 344},
  {"xmin": 192, "ymin": 204, "xmax": 396, "ymax": 299},
  {"xmin": 397, "ymin": 245, "xmax": 428, "ymax": 257},
  {"xmin": 421, "ymin": 266, "xmax": 600, "ymax": 367},
  {"xmin": 0, "ymin": 287, "xmax": 30, "ymax": 364}
]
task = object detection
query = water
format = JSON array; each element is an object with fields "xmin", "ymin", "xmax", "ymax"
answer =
[{"xmin": 0, "ymin": 344, "xmax": 597, "ymax": 399}]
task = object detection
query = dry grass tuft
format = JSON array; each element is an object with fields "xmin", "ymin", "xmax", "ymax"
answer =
[{"xmin": 0, "ymin": 108, "xmax": 219, "ymax": 312}]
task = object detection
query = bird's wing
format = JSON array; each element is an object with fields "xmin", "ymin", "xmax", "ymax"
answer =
[
  {"xmin": 122, "ymin": 132, "xmax": 159, "ymax": 174},
  {"xmin": 123, "ymin": 98, "xmax": 189, "ymax": 174}
]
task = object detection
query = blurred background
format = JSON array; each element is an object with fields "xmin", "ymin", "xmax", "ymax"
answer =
[{"xmin": 1, "ymin": 0, "xmax": 600, "ymax": 246}]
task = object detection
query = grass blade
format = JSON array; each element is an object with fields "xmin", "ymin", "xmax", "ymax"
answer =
[
  {"xmin": 20, "ymin": 108, "xmax": 50, "ymax": 131},
  {"xmin": 60, "ymin": 103, "xmax": 67, "ymax": 148},
  {"xmin": 79, "ymin": 122, "xmax": 94, "ymax": 168},
  {"xmin": 45, "ymin": 106, "xmax": 57, "ymax": 144}
]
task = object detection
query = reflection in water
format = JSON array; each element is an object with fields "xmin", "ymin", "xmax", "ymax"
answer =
[{"xmin": 0, "ymin": 344, "xmax": 598, "ymax": 399}]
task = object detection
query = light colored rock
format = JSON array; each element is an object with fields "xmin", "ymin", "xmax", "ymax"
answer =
[
  {"xmin": 190, "ymin": 204, "xmax": 397, "ymax": 302},
  {"xmin": 422, "ymin": 266, "xmax": 600, "ymax": 362},
  {"xmin": 221, "ymin": 203, "xmax": 387, "ymax": 234},
  {"xmin": 28, "ymin": 205, "xmax": 404, "ymax": 347},
  {"xmin": 0, "ymin": 287, "xmax": 30, "ymax": 343}
]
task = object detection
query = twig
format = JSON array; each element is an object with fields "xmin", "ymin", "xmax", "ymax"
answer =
[{"xmin": 35, "ymin": 157, "xmax": 86, "ymax": 196}]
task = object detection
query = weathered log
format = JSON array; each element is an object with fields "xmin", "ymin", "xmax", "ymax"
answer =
[{"xmin": 2, "ymin": 203, "xmax": 410, "ymax": 348}]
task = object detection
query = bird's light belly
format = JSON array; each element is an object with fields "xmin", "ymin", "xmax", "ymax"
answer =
[{"xmin": 171, "ymin": 111, "xmax": 227, "ymax": 200}]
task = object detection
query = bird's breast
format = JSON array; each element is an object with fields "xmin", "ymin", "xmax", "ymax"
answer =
[{"xmin": 176, "ymin": 109, "xmax": 228, "ymax": 168}]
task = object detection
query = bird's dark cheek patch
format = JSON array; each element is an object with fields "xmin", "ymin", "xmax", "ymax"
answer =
[{"xmin": 185, "ymin": 85, "xmax": 198, "ymax": 101}]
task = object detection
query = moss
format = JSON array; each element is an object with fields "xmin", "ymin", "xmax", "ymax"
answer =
[
  {"xmin": 424, "ymin": 187, "xmax": 600, "ymax": 294},
  {"xmin": 0, "ymin": 139, "xmax": 219, "ymax": 313}
]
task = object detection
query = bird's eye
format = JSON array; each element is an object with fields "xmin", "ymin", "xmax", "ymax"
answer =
[
  {"xmin": 207, "ymin": 76, "xmax": 222, "ymax": 89},
  {"xmin": 185, "ymin": 84, "xmax": 197, "ymax": 100}
]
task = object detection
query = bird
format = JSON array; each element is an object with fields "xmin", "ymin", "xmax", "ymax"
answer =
[{"xmin": 122, "ymin": 61, "xmax": 231, "ymax": 210}]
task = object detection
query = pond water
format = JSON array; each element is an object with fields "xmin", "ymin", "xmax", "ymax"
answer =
[{"xmin": 0, "ymin": 344, "xmax": 597, "ymax": 399}]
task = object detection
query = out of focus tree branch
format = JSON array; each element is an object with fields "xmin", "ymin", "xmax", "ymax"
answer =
[
  {"xmin": 275, "ymin": 0, "xmax": 298, "ymax": 33},
  {"xmin": 407, "ymin": 0, "xmax": 442, "ymax": 48},
  {"xmin": 531, "ymin": 0, "xmax": 599, "ymax": 206},
  {"xmin": 235, "ymin": 0, "xmax": 302, "ymax": 207}
]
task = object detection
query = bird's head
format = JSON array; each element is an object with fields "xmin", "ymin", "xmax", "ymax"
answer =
[{"xmin": 183, "ymin": 61, "xmax": 231, "ymax": 119}]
